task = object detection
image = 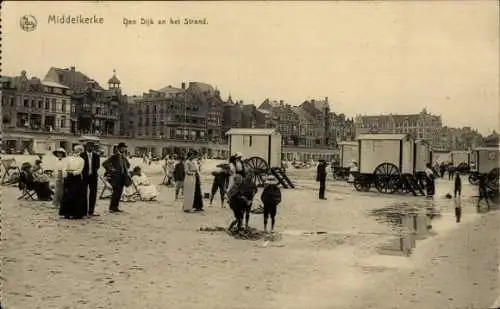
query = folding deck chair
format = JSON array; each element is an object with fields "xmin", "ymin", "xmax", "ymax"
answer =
[
  {"xmin": 1, "ymin": 159, "xmax": 21, "ymax": 185},
  {"xmin": 99, "ymin": 175, "xmax": 113, "ymax": 199},
  {"xmin": 17, "ymin": 182, "xmax": 38, "ymax": 201},
  {"xmin": 122, "ymin": 180, "xmax": 142, "ymax": 202}
]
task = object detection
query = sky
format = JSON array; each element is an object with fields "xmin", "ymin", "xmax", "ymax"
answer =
[{"xmin": 2, "ymin": 1, "xmax": 499, "ymax": 135}]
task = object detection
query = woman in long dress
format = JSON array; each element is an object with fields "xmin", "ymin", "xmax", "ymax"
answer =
[
  {"xmin": 59, "ymin": 145, "xmax": 87, "ymax": 219},
  {"xmin": 127, "ymin": 166, "xmax": 158, "ymax": 201},
  {"xmin": 52, "ymin": 148, "xmax": 67, "ymax": 208},
  {"xmin": 183, "ymin": 151, "xmax": 204, "ymax": 212}
]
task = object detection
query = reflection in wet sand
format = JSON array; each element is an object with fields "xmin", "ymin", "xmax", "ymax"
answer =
[{"xmin": 370, "ymin": 199, "xmax": 440, "ymax": 256}]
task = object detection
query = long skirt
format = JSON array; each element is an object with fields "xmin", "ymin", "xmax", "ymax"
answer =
[
  {"xmin": 183, "ymin": 174, "xmax": 196, "ymax": 211},
  {"xmin": 59, "ymin": 174, "xmax": 87, "ymax": 219},
  {"xmin": 52, "ymin": 176, "xmax": 64, "ymax": 207},
  {"xmin": 193, "ymin": 174, "xmax": 204, "ymax": 210}
]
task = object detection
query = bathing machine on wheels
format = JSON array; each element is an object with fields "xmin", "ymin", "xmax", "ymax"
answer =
[
  {"xmin": 225, "ymin": 128, "xmax": 294, "ymax": 188},
  {"xmin": 471, "ymin": 146, "xmax": 499, "ymax": 197},
  {"xmin": 334, "ymin": 141, "xmax": 358, "ymax": 181},
  {"xmin": 353, "ymin": 134, "xmax": 430, "ymax": 196}
]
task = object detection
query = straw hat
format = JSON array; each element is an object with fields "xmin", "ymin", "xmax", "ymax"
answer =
[{"xmin": 52, "ymin": 148, "xmax": 67, "ymax": 157}]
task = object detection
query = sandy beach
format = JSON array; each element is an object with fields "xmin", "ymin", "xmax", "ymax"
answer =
[{"xmin": 1, "ymin": 157, "xmax": 498, "ymax": 309}]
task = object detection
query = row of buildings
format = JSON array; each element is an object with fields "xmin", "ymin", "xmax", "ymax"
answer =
[{"xmin": 0, "ymin": 66, "xmax": 488, "ymax": 154}]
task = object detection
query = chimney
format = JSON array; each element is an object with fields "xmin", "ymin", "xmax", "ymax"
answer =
[
  {"xmin": 70, "ymin": 66, "xmax": 75, "ymax": 72},
  {"xmin": 181, "ymin": 82, "xmax": 186, "ymax": 89},
  {"xmin": 279, "ymin": 100, "xmax": 284, "ymax": 105}
]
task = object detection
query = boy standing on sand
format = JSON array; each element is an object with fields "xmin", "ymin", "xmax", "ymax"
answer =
[
  {"xmin": 261, "ymin": 176, "xmax": 282, "ymax": 233},
  {"xmin": 173, "ymin": 157, "xmax": 185, "ymax": 200}
]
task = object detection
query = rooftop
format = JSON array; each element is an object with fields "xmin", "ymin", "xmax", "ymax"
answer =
[
  {"xmin": 41, "ymin": 80, "xmax": 70, "ymax": 89},
  {"xmin": 157, "ymin": 85, "xmax": 185, "ymax": 95}
]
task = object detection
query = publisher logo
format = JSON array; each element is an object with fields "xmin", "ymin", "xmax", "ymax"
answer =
[{"xmin": 20, "ymin": 15, "xmax": 37, "ymax": 32}]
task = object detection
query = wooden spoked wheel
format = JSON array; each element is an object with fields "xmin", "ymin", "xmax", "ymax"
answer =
[
  {"xmin": 373, "ymin": 163, "xmax": 401, "ymax": 194},
  {"xmin": 244, "ymin": 156, "xmax": 269, "ymax": 187},
  {"xmin": 486, "ymin": 167, "xmax": 499, "ymax": 191},
  {"xmin": 353, "ymin": 174, "xmax": 371, "ymax": 192}
]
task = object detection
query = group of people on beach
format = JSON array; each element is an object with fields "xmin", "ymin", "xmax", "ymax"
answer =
[
  {"xmin": 164, "ymin": 151, "xmax": 282, "ymax": 232},
  {"xmin": 15, "ymin": 141, "xmax": 158, "ymax": 219}
]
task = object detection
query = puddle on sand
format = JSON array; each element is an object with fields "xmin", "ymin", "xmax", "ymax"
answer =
[{"xmin": 369, "ymin": 200, "xmax": 441, "ymax": 257}]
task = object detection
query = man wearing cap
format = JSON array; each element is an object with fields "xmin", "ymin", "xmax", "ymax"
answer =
[
  {"xmin": 316, "ymin": 159, "xmax": 328, "ymax": 200},
  {"xmin": 102, "ymin": 142, "xmax": 130, "ymax": 213},
  {"xmin": 81, "ymin": 141, "xmax": 100, "ymax": 216}
]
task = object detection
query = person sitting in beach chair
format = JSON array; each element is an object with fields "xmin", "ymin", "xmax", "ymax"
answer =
[
  {"xmin": 18, "ymin": 173, "xmax": 38, "ymax": 201},
  {"xmin": 18, "ymin": 162, "xmax": 53, "ymax": 201},
  {"xmin": 127, "ymin": 166, "xmax": 158, "ymax": 201},
  {"xmin": 32, "ymin": 159, "xmax": 51, "ymax": 184},
  {"xmin": 1, "ymin": 158, "xmax": 21, "ymax": 185}
]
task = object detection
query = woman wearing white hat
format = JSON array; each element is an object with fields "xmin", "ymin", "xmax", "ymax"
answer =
[
  {"xmin": 227, "ymin": 153, "xmax": 246, "ymax": 192},
  {"xmin": 59, "ymin": 145, "xmax": 87, "ymax": 219},
  {"xmin": 52, "ymin": 148, "xmax": 67, "ymax": 208}
]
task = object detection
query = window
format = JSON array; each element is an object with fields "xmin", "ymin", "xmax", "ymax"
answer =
[
  {"xmin": 61, "ymin": 100, "xmax": 66, "ymax": 112},
  {"xmin": 243, "ymin": 135, "xmax": 253, "ymax": 147},
  {"xmin": 31, "ymin": 98, "xmax": 35, "ymax": 108},
  {"xmin": 38, "ymin": 99, "xmax": 43, "ymax": 109},
  {"xmin": 60, "ymin": 116, "xmax": 66, "ymax": 128},
  {"xmin": 45, "ymin": 98, "xmax": 50, "ymax": 110},
  {"xmin": 24, "ymin": 97, "xmax": 29, "ymax": 107},
  {"xmin": 10, "ymin": 97, "xmax": 14, "ymax": 106},
  {"xmin": 51, "ymin": 99, "xmax": 57, "ymax": 111}
]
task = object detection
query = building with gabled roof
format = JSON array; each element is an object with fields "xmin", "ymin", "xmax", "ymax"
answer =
[
  {"xmin": 44, "ymin": 67, "xmax": 124, "ymax": 136},
  {"xmin": 44, "ymin": 66, "xmax": 104, "ymax": 93},
  {"xmin": 1, "ymin": 70, "xmax": 74, "ymax": 153}
]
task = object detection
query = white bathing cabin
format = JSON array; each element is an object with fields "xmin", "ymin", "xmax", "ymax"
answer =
[
  {"xmin": 450, "ymin": 150, "xmax": 472, "ymax": 166},
  {"xmin": 414, "ymin": 139, "xmax": 432, "ymax": 173},
  {"xmin": 339, "ymin": 141, "xmax": 359, "ymax": 168},
  {"xmin": 357, "ymin": 133, "xmax": 430, "ymax": 175},
  {"xmin": 473, "ymin": 146, "xmax": 499, "ymax": 174},
  {"xmin": 225, "ymin": 128, "xmax": 282, "ymax": 168}
]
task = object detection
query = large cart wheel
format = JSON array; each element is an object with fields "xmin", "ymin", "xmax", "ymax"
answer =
[
  {"xmin": 485, "ymin": 167, "xmax": 499, "ymax": 191},
  {"xmin": 373, "ymin": 163, "xmax": 401, "ymax": 194},
  {"xmin": 244, "ymin": 156, "xmax": 269, "ymax": 187},
  {"xmin": 353, "ymin": 174, "xmax": 371, "ymax": 192}
]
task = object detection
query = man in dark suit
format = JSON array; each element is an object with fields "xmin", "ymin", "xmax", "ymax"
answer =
[
  {"xmin": 81, "ymin": 141, "xmax": 100, "ymax": 216},
  {"xmin": 102, "ymin": 142, "xmax": 130, "ymax": 213},
  {"xmin": 316, "ymin": 159, "xmax": 327, "ymax": 200}
]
